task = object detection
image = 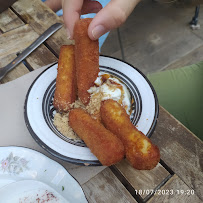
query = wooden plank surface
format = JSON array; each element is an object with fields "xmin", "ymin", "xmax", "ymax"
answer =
[
  {"xmin": 0, "ymin": 8, "xmax": 24, "ymax": 33},
  {"xmin": 11, "ymin": 0, "xmax": 62, "ymax": 33},
  {"xmin": 148, "ymin": 175, "xmax": 202, "ymax": 203},
  {"xmin": 0, "ymin": 53, "xmax": 29, "ymax": 84},
  {"xmin": 164, "ymin": 44, "xmax": 203, "ymax": 70},
  {"xmin": 11, "ymin": 0, "xmax": 72, "ymax": 55},
  {"xmin": 110, "ymin": 0, "xmax": 203, "ymax": 75},
  {"xmin": 0, "ymin": 24, "xmax": 38, "ymax": 59},
  {"xmin": 82, "ymin": 167, "xmax": 138, "ymax": 203},
  {"xmin": 151, "ymin": 106, "xmax": 203, "ymax": 201},
  {"xmin": 45, "ymin": 26, "xmax": 74, "ymax": 57},
  {"xmin": 0, "ymin": 2, "xmax": 202, "ymax": 203},
  {"xmin": 0, "ymin": 7, "xmax": 60, "ymax": 83},
  {"xmin": 0, "ymin": 24, "xmax": 42, "ymax": 83},
  {"xmin": 115, "ymin": 160, "xmax": 170, "ymax": 199},
  {"xmin": 101, "ymin": 29, "xmax": 122, "ymax": 59},
  {"xmin": 25, "ymin": 44, "xmax": 58, "ymax": 70}
]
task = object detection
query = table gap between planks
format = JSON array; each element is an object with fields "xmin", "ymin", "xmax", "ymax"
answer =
[{"xmin": 0, "ymin": 0, "xmax": 202, "ymax": 202}]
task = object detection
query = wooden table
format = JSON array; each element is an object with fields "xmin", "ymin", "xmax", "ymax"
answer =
[{"xmin": 0, "ymin": 0, "xmax": 202, "ymax": 202}]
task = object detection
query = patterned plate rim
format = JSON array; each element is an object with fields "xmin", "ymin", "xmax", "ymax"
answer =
[
  {"xmin": 24, "ymin": 55, "xmax": 159, "ymax": 166},
  {"xmin": 0, "ymin": 146, "xmax": 88, "ymax": 202}
]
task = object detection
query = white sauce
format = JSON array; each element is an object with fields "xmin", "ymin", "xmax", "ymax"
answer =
[{"xmin": 88, "ymin": 72, "xmax": 131, "ymax": 114}]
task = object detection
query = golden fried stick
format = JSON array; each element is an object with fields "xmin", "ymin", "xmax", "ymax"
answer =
[
  {"xmin": 53, "ymin": 45, "xmax": 77, "ymax": 112},
  {"xmin": 100, "ymin": 100, "xmax": 160, "ymax": 170},
  {"xmin": 74, "ymin": 18, "xmax": 99, "ymax": 105},
  {"xmin": 69, "ymin": 108, "xmax": 125, "ymax": 166}
]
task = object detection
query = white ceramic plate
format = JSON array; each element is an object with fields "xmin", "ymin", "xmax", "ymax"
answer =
[
  {"xmin": 24, "ymin": 56, "xmax": 159, "ymax": 166},
  {"xmin": 0, "ymin": 146, "xmax": 87, "ymax": 203},
  {"xmin": 0, "ymin": 180, "xmax": 68, "ymax": 203}
]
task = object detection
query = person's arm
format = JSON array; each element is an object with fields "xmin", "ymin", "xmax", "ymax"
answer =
[{"xmin": 62, "ymin": 0, "xmax": 140, "ymax": 40}]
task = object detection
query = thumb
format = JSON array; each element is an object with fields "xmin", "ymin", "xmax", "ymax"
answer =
[{"xmin": 88, "ymin": 0, "xmax": 140, "ymax": 40}]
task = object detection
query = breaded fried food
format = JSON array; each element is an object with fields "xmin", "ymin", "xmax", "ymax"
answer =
[
  {"xmin": 100, "ymin": 99, "xmax": 160, "ymax": 170},
  {"xmin": 54, "ymin": 45, "xmax": 77, "ymax": 112},
  {"xmin": 74, "ymin": 18, "xmax": 99, "ymax": 105},
  {"xmin": 69, "ymin": 108, "xmax": 125, "ymax": 166}
]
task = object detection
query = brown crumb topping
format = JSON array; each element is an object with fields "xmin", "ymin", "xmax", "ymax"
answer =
[
  {"xmin": 53, "ymin": 112, "xmax": 79, "ymax": 140},
  {"xmin": 53, "ymin": 93, "xmax": 103, "ymax": 140}
]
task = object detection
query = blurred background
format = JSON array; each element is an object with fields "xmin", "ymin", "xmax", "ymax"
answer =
[{"xmin": 101, "ymin": 0, "xmax": 203, "ymax": 75}]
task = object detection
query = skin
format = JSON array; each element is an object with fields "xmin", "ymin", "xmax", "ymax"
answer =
[{"xmin": 44, "ymin": 0, "xmax": 141, "ymax": 40}]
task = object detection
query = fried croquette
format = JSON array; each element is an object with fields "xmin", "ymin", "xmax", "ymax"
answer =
[
  {"xmin": 54, "ymin": 45, "xmax": 77, "ymax": 112},
  {"xmin": 69, "ymin": 108, "xmax": 125, "ymax": 166},
  {"xmin": 74, "ymin": 18, "xmax": 99, "ymax": 105},
  {"xmin": 100, "ymin": 99, "xmax": 160, "ymax": 170}
]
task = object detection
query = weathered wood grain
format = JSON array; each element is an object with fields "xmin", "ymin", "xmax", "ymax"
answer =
[
  {"xmin": 0, "ymin": 53, "xmax": 29, "ymax": 84},
  {"xmin": 25, "ymin": 44, "xmax": 58, "ymax": 70},
  {"xmin": 11, "ymin": 0, "xmax": 72, "ymax": 56},
  {"xmin": 115, "ymin": 160, "xmax": 170, "ymax": 199},
  {"xmin": 148, "ymin": 175, "xmax": 202, "ymax": 203},
  {"xmin": 45, "ymin": 26, "xmax": 73, "ymax": 57},
  {"xmin": 11, "ymin": 0, "xmax": 62, "ymax": 33},
  {"xmin": 101, "ymin": 29, "xmax": 122, "ymax": 59},
  {"xmin": 82, "ymin": 167, "xmax": 138, "ymax": 203},
  {"xmin": 0, "ymin": 24, "xmax": 38, "ymax": 59},
  {"xmin": 157, "ymin": 0, "xmax": 203, "ymax": 5},
  {"xmin": 0, "ymin": 2, "xmax": 202, "ymax": 203},
  {"xmin": 164, "ymin": 44, "xmax": 203, "ymax": 70},
  {"xmin": 117, "ymin": 0, "xmax": 203, "ymax": 75},
  {"xmin": 0, "ymin": 8, "xmax": 24, "ymax": 33},
  {"xmin": 151, "ymin": 106, "xmax": 203, "ymax": 201},
  {"xmin": 0, "ymin": 23, "xmax": 58, "ymax": 73}
]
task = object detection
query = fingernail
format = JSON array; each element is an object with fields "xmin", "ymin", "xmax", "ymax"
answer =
[
  {"xmin": 66, "ymin": 28, "xmax": 71, "ymax": 39},
  {"xmin": 92, "ymin": 25, "xmax": 106, "ymax": 39}
]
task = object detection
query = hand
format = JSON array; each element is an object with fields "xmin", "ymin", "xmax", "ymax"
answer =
[{"xmin": 62, "ymin": 0, "xmax": 140, "ymax": 40}]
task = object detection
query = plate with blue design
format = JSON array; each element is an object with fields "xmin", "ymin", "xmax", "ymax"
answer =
[{"xmin": 24, "ymin": 56, "xmax": 159, "ymax": 166}]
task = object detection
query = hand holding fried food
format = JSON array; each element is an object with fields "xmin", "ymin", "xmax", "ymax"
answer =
[
  {"xmin": 69, "ymin": 108, "xmax": 125, "ymax": 166},
  {"xmin": 100, "ymin": 99, "xmax": 160, "ymax": 170},
  {"xmin": 74, "ymin": 18, "xmax": 99, "ymax": 105},
  {"xmin": 53, "ymin": 45, "xmax": 77, "ymax": 112}
]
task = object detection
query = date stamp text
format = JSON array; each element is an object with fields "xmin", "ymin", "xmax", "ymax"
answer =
[{"xmin": 135, "ymin": 189, "xmax": 195, "ymax": 196}]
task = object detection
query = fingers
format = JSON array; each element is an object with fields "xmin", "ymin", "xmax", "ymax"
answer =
[
  {"xmin": 62, "ymin": 0, "xmax": 140, "ymax": 40},
  {"xmin": 62, "ymin": 0, "xmax": 102, "ymax": 39},
  {"xmin": 88, "ymin": 0, "xmax": 140, "ymax": 40},
  {"xmin": 62, "ymin": 0, "xmax": 83, "ymax": 39}
]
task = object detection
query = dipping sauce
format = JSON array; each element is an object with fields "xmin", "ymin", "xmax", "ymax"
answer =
[{"xmin": 88, "ymin": 72, "xmax": 131, "ymax": 115}]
